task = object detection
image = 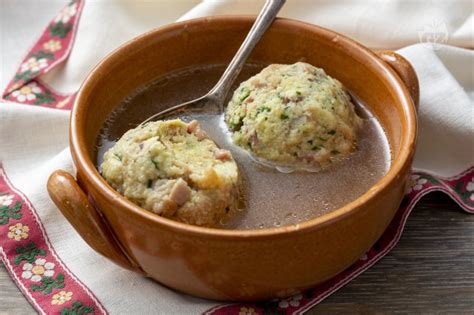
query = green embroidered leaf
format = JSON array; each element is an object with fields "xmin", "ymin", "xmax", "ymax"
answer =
[
  {"xmin": 14, "ymin": 70, "xmax": 35, "ymax": 82},
  {"xmin": 0, "ymin": 201, "xmax": 22, "ymax": 225},
  {"xmin": 14, "ymin": 241, "xmax": 46, "ymax": 265},
  {"xmin": 60, "ymin": 300, "xmax": 95, "ymax": 315},
  {"xmin": 30, "ymin": 50, "xmax": 55, "ymax": 60},
  {"xmin": 30, "ymin": 273, "xmax": 65, "ymax": 294},
  {"xmin": 454, "ymin": 180, "xmax": 473, "ymax": 200},
  {"xmin": 454, "ymin": 180, "xmax": 464, "ymax": 193},
  {"xmin": 428, "ymin": 175, "xmax": 439, "ymax": 184},
  {"xmin": 257, "ymin": 300, "xmax": 283, "ymax": 315},
  {"xmin": 34, "ymin": 91, "xmax": 56, "ymax": 105},
  {"xmin": 49, "ymin": 21, "xmax": 73, "ymax": 39}
]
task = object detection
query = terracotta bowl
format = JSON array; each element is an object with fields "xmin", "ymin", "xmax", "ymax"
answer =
[{"xmin": 47, "ymin": 16, "xmax": 418, "ymax": 301}]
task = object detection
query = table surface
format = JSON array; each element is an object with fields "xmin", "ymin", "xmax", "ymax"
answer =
[{"xmin": 1, "ymin": 191, "xmax": 473, "ymax": 314}]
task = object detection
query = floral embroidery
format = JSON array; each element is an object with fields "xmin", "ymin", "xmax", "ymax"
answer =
[
  {"xmin": 49, "ymin": 22, "xmax": 73, "ymax": 39},
  {"xmin": 52, "ymin": 291, "xmax": 73, "ymax": 305},
  {"xmin": 0, "ymin": 3, "xmax": 106, "ymax": 312},
  {"xmin": 14, "ymin": 241, "xmax": 47, "ymax": 265},
  {"xmin": 0, "ymin": 193, "xmax": 14, "ymax": 206},
  {"xmin": 11, "ymin": 83, "xmax": 42, "ymax": 102},
  {"xmin": 30, "ymin": 50, "xmax": 55, "ymax": 61},
  {"xmin": 466, "ymin": 177, "xmax": 474, "ymax": 201},
  {"xmin": 43, "ymin": 40, "xmax": 62, "ymax": 53},
  {"xmin": 278, "ymin": 293, "xmax": 303, "ymax": 308},
  {"xmin": 239, "ymin": 306, "xmax": 258, "ymax": 315},
  {"xmin": 55, "ymin": 95, "xmax": 74, "ymax": 109},
  {"xmin": 2, "ymin": 0, "xmax": 82, "ymax": 109},
  {"xmin": 34, "ymin": 90, "xmax": 56, "ymax": 105},
  {"xmin": 22, "ymin": 258, "xmax": 55, "ymax": 282},
  {"xmin": 7, "ymin": 81, "xmax": 57, "ymax": 105},
  {"xmin": 406, "ymin": 175, "xmax": 428, "ymax": 194},
  {"xmin": 55, "ymin": 2, "xmax": 77, "ymax": 24},
  {"xmin": 30, "ymin": 273, "xmax": 65, "ymax": 294},
  {"xmin": 7, "ymin": 223, "xmax": 29, "ymax": 241},
  {"xmin": 0, "ymin": 198, "xmax": 22, "ymax": 225},
  {"xmin": 20, "ymin": 57, "xmax": 48, "ymax": 73},
  {"xmin": 60, "ymin": 301, "xmax": 94, "ymax": 315}
]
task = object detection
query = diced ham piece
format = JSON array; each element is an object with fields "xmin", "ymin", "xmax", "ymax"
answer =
[
  {"xmin": 250, "ymin": 79, "xmax": 266, "ymax": 88},
  {"xmin": 214, "ymin": 149, "xmax": 231, "ymax": 161},
  {"xmin": 187, "ymin": 119, "xmax": 207, "ymax": 140},
  {"xmin": 153, "ymin": 199, "xmax": 177, "ymax": 217},
  {"xmin": 283, "ymin": 95, "xmax": 304, "ymax": 104},
  {"xmin": 169, "ymin": 179, "xmax": 191, "ymax": 206},
  {"xmin": 195, "ymin": 130, "xmax": 208, "ymax": 141},
  {"xmin": 250, "ymin": 132, "xmax": 259, "ymax": 146},
  {"xmin": 187, "ymin": 120, "xmax": 199, "ymax": 133}
]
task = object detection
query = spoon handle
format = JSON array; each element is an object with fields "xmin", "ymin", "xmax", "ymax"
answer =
[{"xmin": 209, "ymin": 0, "xmax": 286, "ymax": 108}]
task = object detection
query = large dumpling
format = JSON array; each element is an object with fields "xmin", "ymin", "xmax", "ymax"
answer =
[
  {"xmin": 101, "ymin": 119, "xmax": 240, "ymax": 227},
  {"xmin": 225, "ymin": 62, "xmax": 362, "ymax": 169}
]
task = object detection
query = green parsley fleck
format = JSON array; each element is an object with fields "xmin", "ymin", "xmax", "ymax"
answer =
[
  {"xmin": 327, "ymin": 130, "xmax": 336, "ymax": 135},
  {"xmin": 280, "ymin": 113, "xmax": 289, "ymax": 120},
  {"xmin": 256, "ymin": 106, "xmax": 271, "ymax": 114},
  {"xmin": 147, "ymin": 179, "xmax": 153, "ymax": 188},
  {"xmin": 239, "ymin": 87, "xmax": 251, "ymax": 103}
]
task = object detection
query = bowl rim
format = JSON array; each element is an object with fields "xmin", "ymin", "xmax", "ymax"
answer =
[{"xmin": 71, "ymin": 16, "xmax": 416, "ymax": 239}]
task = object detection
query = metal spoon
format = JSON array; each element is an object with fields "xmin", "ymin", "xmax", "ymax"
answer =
[{"xmin": 142, "ymin": 0, "xmax": 286, "ymax": 124}]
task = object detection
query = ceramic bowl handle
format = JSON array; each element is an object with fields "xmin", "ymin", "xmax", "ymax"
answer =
[
  {"xmin": 377, "ymin": 50, "xmax": 420, "ymax": 111},
  {"xmin": 47, "ymin": 170, "xmax": 140, "ymax": 272}
]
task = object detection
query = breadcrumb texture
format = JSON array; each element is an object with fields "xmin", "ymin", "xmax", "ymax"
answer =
[
  {"xmin": 101, "ymin": 119, "xmax": 239, "ymax": 227},
  {"xmin": 225, "ymin": 62, "xmax": 362, "ymax": 168}
]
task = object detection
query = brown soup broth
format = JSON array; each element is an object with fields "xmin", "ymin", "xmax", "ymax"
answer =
[{"xmin": 95, "ymin": 64, "xmax": 391, "ymax": 230}]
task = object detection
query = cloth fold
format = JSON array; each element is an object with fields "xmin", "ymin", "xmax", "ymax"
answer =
[{"xmin": 1, "ymin": 0, "xmax": 473, "ymax": 314}]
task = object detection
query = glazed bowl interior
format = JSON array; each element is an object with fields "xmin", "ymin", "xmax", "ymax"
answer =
[{"xmin": 72, "ymin": 16, "xmax": 415, "ymax": 235}]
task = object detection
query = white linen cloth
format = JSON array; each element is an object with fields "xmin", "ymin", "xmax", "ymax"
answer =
[{"xmin": 1, "ymin": 0, "xmax": 473, "ymax": 313}]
